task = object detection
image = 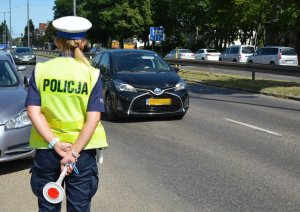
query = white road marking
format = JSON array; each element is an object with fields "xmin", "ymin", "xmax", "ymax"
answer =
[{"xmin": 224, "ymin": 118, "xmax": 282, "ymax": 136}]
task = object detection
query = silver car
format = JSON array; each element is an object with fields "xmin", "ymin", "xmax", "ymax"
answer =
[
  {"xmin": 13, "ymin": 47, "xmax": 36, "ymax": 65},
  {"xmin": 165, "ymin": 48, "xmax": 195, "ymax": 60},
  {"xmin": 0, "ymin": 54, "xmax": 35, "ymax": 162}
]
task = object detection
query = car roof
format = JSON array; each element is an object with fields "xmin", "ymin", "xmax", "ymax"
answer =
[
  {"xmin": 0, "ymin": 54, "xmax": 15, "ymax": 68},
  {"xmin": 228, "ymin": 45, "xmax": 255, "ymax": 47},
  {"xmin": 262, "ymin": 46, "xmax": 294, "ymax": 49},
  {"xmin": 0, "ymin": 54, "xmax": 10, "ymax": 60},
  {"xmin": 197, "ymin": 48, "xmax": 218, "ymax": 50}
]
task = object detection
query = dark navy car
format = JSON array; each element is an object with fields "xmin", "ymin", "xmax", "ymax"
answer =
[{"xmin": 91, "ymin": 49, "xmax": 189, "ymax": 121}]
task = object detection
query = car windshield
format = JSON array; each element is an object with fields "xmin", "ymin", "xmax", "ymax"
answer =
[
  {"xmin": 179, "ymin": 49, "xmax": 192, "ymax": 53},
  {"xmin": 113, "ymin": 52, "xmax": 171, "ymax": 73},
  {"xmin": 207, "ymin": 49, "xmax": 219, "ymax": 53},
  {"xmin": 242, "ymin": 47, "xmax": 255, "ymax": 54},
  {"xmin": 0, "ymin": 60, "xmax": 18, "ymax": 86},
  {"xmin": 281, "ymin": 48, "xmax": 297, "ymax": 55},
  {"xmin": 16, "ymin": 48, "xmax": 32, "ymax": 53}
]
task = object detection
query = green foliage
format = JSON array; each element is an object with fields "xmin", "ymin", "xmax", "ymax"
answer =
[
  {"xmin": 0, "ymin": 21, "xmax": 10, "ymax": 44},
  {"xmin": 44, "ymin": 0, "xmax": 300, "ymax": 54},
  {"xmin": 22, "ymin": 19, "xmax": 35, "ymax": 46}
]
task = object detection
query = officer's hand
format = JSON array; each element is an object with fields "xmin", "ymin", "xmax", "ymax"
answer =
[
  {"xmin": 54, "ymin": 141, "xmax": 72, "ymax": 158},
  {"xmin": 60, "ymin": 151, "xmax": 75, "ymax": 176}
]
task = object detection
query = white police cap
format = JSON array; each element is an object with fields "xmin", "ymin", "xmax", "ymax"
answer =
[{"xmin": 52, "ymin": 16, "xmax": 92, "ymax": 39}]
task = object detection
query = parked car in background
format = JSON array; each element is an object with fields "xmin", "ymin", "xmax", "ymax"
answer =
[
  {"xmin": 91, "ymin": 49, "xmax": 189, "ymax": 121},
  {"xmin": 0, "ymin": 54, "xmax": 35, "ymax": 162},
  {"xmin": 13, "ymin": 47, "xmax": 36, "ymax": 65},
  {"xmin": 0, "ymin": 44, "xmax": 8, "ymax": 50},
  {"xmin": 0, "ymin": 49, "xmax": 26, "ymax": 71},
  {"xmin": 165, "ymin": 48, "xmax": 195, "ymax": 59},
  {"xmin": 247, "ymin": 46, "xmax": 298, "ymax": 66},
  {"xmin": 195, "ymin": 48, "xmax": 221, "ymax": 61},
  {"xmin": 220, "ymin": 45, "xmax": 255, "ymax": 63}
]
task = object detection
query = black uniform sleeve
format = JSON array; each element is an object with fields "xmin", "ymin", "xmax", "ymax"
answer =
[
  {"xmin": 25, "ymin": 70, "xmax": 41, "ymax": 106},
  {"xmin": 87, "ymin": 74, "xmax": 105, "ymax": 112}
]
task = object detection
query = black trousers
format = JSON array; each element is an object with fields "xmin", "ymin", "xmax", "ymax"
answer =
[{"xmin": 30, "ymin": 149, "xmax": 99, "ymax": 212}]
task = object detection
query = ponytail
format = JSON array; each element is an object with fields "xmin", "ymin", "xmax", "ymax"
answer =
[{"xmin": 55, "ymin": 38, "xmax": 91, "ymax": 67}]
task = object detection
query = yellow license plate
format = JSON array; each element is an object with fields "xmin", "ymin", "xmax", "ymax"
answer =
[{"xmin": 146, "ymin": 98, "xmax": 171, "ymax": 106}]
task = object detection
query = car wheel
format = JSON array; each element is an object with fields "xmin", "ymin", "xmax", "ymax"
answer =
[
  {"xmin": 105, "ymin": 93, "xmax": 117, "ymax": 121},
  {"xmin": 233, "ymin": 59, "xmax": 237, "ymax": 62},
  {"xmin": 202, "ymin": 57, "xmax": 205, "ymax": 60},
  {"xmin": 248, "ymin": 60, "xmax": 253, "ymax": 64},
  {"xmin": 270, "ymin": 61, "xmax": 275, "ymax": 65}
]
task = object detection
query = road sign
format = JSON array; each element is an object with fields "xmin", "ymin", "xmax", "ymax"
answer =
[{"xmin": 150, "ymin": 27, "xmax": 164, "ymax": 42}]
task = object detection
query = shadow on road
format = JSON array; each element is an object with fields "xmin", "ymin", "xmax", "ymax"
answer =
[
  {"xmin": 101, "ymin": 113, "xmax": 183, "ymax": 123},
  {"xmin": 188, "ymin": 83, "xmax": 300, "ymax": 112},
  {"xmin": 0, "ymin": 159, "xmax": 32, "ymax": 175},
  {"xmin": 191, "ymin": 96, "xmax": 300, "ymax": 112}
]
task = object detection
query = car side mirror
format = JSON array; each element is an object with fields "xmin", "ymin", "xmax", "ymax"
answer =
[
  {"xmin": 172, "ymin": 66, "xmax": 179, "ymax": 73},
  {"xmin": 24, "ymin": 76, "xmax": 30, "ymax": 87},
  {"xmin": 18, "ymin": 65, "xmax": 27, "ymax": 71}
]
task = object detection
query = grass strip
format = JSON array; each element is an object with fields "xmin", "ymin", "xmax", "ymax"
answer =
[{"xmin": 179, "ymin": 69, "xmax": 300, "ymax": 98}]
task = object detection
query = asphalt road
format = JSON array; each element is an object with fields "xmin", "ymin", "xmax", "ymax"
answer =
[{"xmin": 0, "ymin": 56, "xmax": 300, "ymax": 211}]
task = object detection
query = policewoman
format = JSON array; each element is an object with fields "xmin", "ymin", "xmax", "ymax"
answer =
[{"xmin": 26, "ymin": 16, "xmax": 108, "ymax": 211}]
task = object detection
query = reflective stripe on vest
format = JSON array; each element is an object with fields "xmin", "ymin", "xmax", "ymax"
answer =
[{"xmin": 29, "ymin": 57, "xmax": 108, "ymax": 149}]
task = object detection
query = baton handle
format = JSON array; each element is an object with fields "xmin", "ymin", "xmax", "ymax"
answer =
[{"xmin": 56, "ymin": 164, "xmax": 68, "ymax": 185}]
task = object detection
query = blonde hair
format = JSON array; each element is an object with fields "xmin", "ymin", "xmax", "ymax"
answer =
[{"xmin": 55, "ymin": 37, "xmax": 91, "ymax": 67}]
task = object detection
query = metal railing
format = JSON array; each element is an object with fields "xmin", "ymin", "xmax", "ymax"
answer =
[
  {"xmin": 34, "ymin": 49, "xmax": 300, "ymax": 80},
  {"xmin": 165, "ymin": 58, "xmax": 300, "ymax": 79}
]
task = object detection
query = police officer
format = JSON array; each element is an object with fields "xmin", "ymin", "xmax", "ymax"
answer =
[{"xmin": 26, "ymin": 16, "xmax": 108, "ymax": 211}]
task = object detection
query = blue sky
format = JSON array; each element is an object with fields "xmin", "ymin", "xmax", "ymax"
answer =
[{"xmin": 1, "ymin": 0, "xmax": 55, "ymax": 38}]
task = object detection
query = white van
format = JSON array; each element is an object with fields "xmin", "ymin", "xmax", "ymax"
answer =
[
  {"xmin": 247, "ymin": 46, "xmax": 298, "ymax": 66},
  {"xmin": 220, "ymin": 45, "xmax": 255, "ymax": 63}
]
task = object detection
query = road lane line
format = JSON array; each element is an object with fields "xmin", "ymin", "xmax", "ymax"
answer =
[{"xmin": 224, "ymin": 118, "xmax": 282, "ymax": 136}]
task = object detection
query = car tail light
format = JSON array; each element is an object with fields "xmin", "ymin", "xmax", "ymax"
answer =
[{"xmin": 278, "ymin": 53, "xmax": 282, "ymax": 59}]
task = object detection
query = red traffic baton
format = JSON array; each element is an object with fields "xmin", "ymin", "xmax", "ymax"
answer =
[{"xmin": 42, "ymin": 164, "xmax": 68, "ymax": 204}]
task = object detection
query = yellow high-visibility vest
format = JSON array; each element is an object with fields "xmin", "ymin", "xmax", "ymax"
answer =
[{"xmin": 29, "ymin": 57, "xmax": 108, "ymax": 149}]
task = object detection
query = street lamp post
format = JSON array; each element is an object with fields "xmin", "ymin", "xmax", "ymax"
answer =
[
  {"xmin": 27, "ymin": 0, "xmax": 30, "ymax": 47},
  {"xmin": 73, "ymin": 0, "xmax": 76, "ymax": 16},
  {"xmin": 9, "ymin": 0, "xmax": 12, "ymax": 47}
]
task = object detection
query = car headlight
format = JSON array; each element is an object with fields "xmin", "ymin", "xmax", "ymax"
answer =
[
  {"xmin": 14, "ymin": 55, "xmax": 19, "ymax": 59},
  {"xmin": 114, "ymin": 80, "xmax": 137, "ymax": 92},
  {"xmin": 5, "ymin": 111, "xmax": 32, "ymax": 129},
  {"xmin": 175, "ymin": 79, "xmax": 186, "ymax": 91}
]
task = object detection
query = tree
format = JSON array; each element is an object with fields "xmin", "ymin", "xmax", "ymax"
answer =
[
  {"xmin": 0, "ymin": 21, "xmax": 10, "ymax": 44},
  {"xmin": 51, "ymin": 0, "xmax": 300, "ymax": 54},
  {"xmin": 53, "ymin": 0, "xmax": 84, "ymax": 18},
  {"xmin": 79, "ymin": 0, "xmax": 153, "ymax": 47},
  {"xmin": 22, "ymin": 19, "xmax": 35, "ymax": 46}
]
